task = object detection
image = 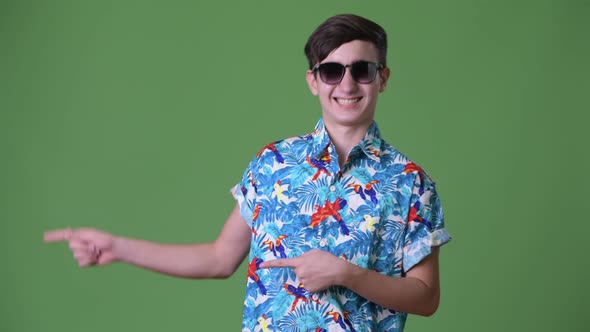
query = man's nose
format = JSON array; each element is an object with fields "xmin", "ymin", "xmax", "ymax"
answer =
[{"xmin": 338, "ymin": 67, "xmax": 358, "ymax": 91}]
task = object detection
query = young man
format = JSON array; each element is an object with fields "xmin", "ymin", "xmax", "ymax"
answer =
[{"xmin": 45, "ymin": 14, "xmax": 450, "ymax": 332}]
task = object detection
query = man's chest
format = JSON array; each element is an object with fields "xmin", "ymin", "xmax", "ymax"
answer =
[{"xmin": 249, "ymin": 161, "xmax": 413, "ymax": 275}]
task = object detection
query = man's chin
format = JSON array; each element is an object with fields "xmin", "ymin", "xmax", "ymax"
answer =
[{"xmin": 322, "ymin": 112, "xmax": 374, "ymax": 128}]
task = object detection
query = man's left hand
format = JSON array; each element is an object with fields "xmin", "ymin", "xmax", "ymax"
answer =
[{"xmin": 259, "ymin": 249, "xmax": 351, "ymax": 292}]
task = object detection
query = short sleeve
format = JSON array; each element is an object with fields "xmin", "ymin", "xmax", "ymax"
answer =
[
  {"xmin": 231, "ymin": 158, "xmax": 258, "ymax": 228},
  {"xmin": 402, "ymin": 171, "xmax": 451, "ymax": 272}
]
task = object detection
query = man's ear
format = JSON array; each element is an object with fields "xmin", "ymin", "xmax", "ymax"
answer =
[
  {"xmin": 379, "ymin": 67, "xmax": 391, "ymax": 93},
  {"xmin": 306, "ymin": 70, "xmax": 319, "ymax": 96}
]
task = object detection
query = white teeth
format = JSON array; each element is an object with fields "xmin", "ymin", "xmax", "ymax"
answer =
[{"xmin": 336, "ymin": 97, "xmax": 361, "ymax": 105}]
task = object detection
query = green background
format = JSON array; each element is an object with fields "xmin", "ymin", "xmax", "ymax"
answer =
[{"xmin": 1, "ymin": 0, "xmax": 588, "ymax": 331}]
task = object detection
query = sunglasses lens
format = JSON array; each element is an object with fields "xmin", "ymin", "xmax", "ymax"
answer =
[
  {"xmin": 318, "ymin": 63, "xmax": 345, "ymax": 84},
  {"xmin": 351, "ymin": 61, "xmax": 376, "ymax": 83}
]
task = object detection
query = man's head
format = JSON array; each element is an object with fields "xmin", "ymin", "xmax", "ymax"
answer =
[
  {"xmin": 304, "ymin": 14, "xmax": 387, "ymax": 70},
  {"xmin": 304, "ymin": 14, "xmax": 390, "ymax": 130}
]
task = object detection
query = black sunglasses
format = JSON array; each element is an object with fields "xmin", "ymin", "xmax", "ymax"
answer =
[{"xmin": 312, "ymin": 61, "xmax": 384, "ymax": 85}]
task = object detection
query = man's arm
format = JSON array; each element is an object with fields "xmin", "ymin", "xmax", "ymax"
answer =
[
  {"xmin": 343, "ymin": 247, "xmax": 440, "ymax": 316},
  {"xmin": 260, "ymin": 246, "xmax": 441, "ymax": 316},
  {"xmin": 44, "ymin": 204, "xmax": 252, "ymax": 279}
]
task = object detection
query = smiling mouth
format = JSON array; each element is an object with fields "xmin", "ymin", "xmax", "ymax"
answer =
[{"xmin": 335, "ymin": 97, "xmax": 362, "ymax": 105}]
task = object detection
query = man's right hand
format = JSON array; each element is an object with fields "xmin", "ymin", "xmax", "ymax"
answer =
[
  {"xmin": 44, "ymin": 228, "xmax": 117, "ymax": 267},
  {"xmin": 42, "ymin": 204, "xmax": 252, "ymax": 278}
]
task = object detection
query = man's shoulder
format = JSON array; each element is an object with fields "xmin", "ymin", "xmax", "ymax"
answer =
[
  {"xmin": 376, "ymin": 140, "xmax": 436, "ymax": 180},
  {"xmin": 377, "ymin": 139, "xmax": 411, "ymax": 165},
  {"xmin": 250, "ymin": 133, "xmax": 313, "ymax": 166}
]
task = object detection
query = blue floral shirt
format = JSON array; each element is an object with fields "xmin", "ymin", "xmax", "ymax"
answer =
[{"xmin": 232, "ymin": 118, "xmax": 451, "ymax": 332}]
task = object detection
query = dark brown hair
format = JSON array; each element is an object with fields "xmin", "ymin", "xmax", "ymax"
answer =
[{"xmin": 304, "ymin": 14, "xmax": 388, "ymax": 69}]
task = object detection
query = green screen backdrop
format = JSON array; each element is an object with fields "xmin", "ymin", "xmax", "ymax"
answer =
[{"xmin": 1, "ymin": 1, "xmax": 588, "ymax": 331}]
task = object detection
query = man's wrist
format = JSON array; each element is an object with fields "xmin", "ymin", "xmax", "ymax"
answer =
[
  {"xmin": 338, "ymin": 260, "xmax": 367, "ymax": 290},
  {"xmin": 111, "ymin": 235, "xmax": 125, "ymax": 262}
]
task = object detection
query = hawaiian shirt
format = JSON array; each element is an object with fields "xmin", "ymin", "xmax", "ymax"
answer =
[{"xmin": 232, "ymin": 118, "xmax": 451, "ymax": 332}]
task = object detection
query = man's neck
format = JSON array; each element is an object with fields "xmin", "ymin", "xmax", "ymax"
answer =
[{"xmin": 324, "ymin": 121, "xmax": 372, "ymax": 167}]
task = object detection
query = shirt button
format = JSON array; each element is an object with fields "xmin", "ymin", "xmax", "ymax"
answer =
[
  {"xmin": 327, "ymin": 146, "xmax": 333, "ymax": 153},
  {"xmin": 330, "ymin": 185, "xmax": 336, "ymax": 192},
  {"xmin": 319, "ymin": 239, "xmax": 327, "ymax": 247}
]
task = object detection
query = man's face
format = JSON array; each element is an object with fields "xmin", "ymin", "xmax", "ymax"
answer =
[{"xmin": 306, "ymin": 40, "xmax": 390, "ymax": 130}]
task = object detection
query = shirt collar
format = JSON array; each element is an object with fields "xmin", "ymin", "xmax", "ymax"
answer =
[{"xmin": 308, "ymin": 118, "xmax": 383, "ymax": 163}]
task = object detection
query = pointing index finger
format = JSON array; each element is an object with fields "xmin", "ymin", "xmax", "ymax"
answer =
[
  {"xmin": 260, "ymin": 257, "xmax": 298, "ymax": 269},
  {"xmin": 43, "ymin": 228, "xmax": 73, "ymax": 243}
]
